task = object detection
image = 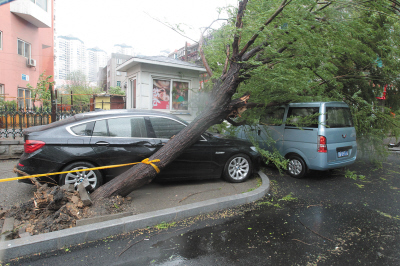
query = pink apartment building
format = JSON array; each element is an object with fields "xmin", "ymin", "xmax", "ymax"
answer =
[{"xmin": 0, "ymin": 0, "xmax": 54, "ymax": 109}]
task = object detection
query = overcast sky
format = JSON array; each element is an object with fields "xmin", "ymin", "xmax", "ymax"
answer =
[{"xmin": 55, "ymin": 0, "xmax": 238, "ymax": 56}]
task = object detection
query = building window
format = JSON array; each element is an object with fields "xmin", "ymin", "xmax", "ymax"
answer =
[
  {"xmin": 116, "ymin": 71, "xmax": 121, "ymax": 76},
  {"xmin": 0, "ymin": 84, "xmax": 4, "ymax": 100},
  {"xmin": 152, "ymin": 79, "xmax": 170, "ymax": 110},
  {"xmin": 172, "ymin": 81, "xmax": 189, "ymax": 111},
  {"xmin": 117, "ymin": 81, "xmax": 121, "ymax": 87},
  {"xmin": 31, "ymin": 0, "xmax": 47, "ymax": 12},
  {"xmin": 18, "ymin": 39, "xmax": 31, "ymax": 58},
  {"xmin": 152, "ymin": 79, "xmax": 190, "ymax": 111},
  {"xmin": 17, "ymin": 88, "xmax": 32, "ymax": 110},
  {"xmin": 0, "ymin": 31, "xmax": 2, "ymax": 50}
]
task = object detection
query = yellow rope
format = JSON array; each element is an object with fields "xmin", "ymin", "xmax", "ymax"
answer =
[{"xmin": 0, "ymin": 158, "xmax": 161, "ymax": 183}]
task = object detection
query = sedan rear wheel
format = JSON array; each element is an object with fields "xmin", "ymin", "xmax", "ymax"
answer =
[
  {"xmin": 59, "ymin": 162, "xmax": 103, "ymax": 190},
  {"xmin": 223, "ymin": 154, "xmax": 252, "ymax": 183}
]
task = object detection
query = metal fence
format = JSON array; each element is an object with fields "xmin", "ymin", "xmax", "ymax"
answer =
[
  {"xmin": 1, "ymin": 89, "xmax": 126, "ymax": 139},
  {"xmin": 0, "ymin": 105, "xmax": 89, "ymax": 139}
]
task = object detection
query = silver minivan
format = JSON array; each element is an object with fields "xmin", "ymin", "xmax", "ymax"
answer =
[{"xmin": 236, "ymin": 102, "xmax": 357, "ymax": 178}]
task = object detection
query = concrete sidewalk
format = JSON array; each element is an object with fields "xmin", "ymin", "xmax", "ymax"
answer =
[{"xmin": 0, "ymin": 168, "xmax": 270, "ymax": 262}]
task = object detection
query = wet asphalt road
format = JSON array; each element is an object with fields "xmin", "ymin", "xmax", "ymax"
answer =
[
  {"xmin": 5, "ymin": 153, "xmax": 400, "ymax": 265},
  {"xmin": 0, "ymin": 159, "xmax": 36, "ymax": 208}
]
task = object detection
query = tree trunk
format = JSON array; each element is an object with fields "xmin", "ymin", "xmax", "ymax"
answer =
[
  {"xmin": 91, "ymin": 0, "xmax": 293, "ymax": 200},
  {"xmin": 91, "ymin": 63, "xmax": 242, "ymax": 200}
]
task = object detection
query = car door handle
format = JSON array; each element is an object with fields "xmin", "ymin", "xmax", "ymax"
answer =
[{"xmin": 95, "ymin": 141, "xmax": 110, "ymax": 146}]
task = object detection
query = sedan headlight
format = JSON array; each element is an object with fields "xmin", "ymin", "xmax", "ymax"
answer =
[{"xmin": 250, "ymin": 146, "xmax": 258, "ymax": 153}]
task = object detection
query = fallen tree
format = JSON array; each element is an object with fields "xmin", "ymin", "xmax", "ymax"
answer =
[{"xmin": 92, "ymin": 0, "xmax": 400, "ymax": 200}]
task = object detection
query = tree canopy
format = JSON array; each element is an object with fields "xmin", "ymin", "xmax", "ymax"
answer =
[
  {"xmin": 61, "ymin": 70, "xmax": 102, "ymax": 106},
  {"xmin": 92, "ymin": 0, "xmax": 400, "ymax": 199},
  {"xmin": 203, "ymin": 0, "xmax": 400, "ymax": 159}
]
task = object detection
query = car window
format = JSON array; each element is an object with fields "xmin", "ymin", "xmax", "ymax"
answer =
[
  {"xmin": 70, "ymin": 121, "xmax": 94, "ymax": 136},
  {"xmin": 260, "ymin": 108, "xmax": 285, "ymax": 126},
  {"xmin": 326, "ymin": 107, "xmax": 354, "ymax": 128},
  {"xmin": 92, "ymin": 119, "xmax": 109, "ymax": 136},
  {"xmin": 286, "ymin": 107, "xmax": 319, "ymax": 128},
  {"xmin": 149, "ymin": 117, "xmax": 186, "ymax": 139},
  {"xmin": 108, "ymin": 117, "xmax": 147, "ymax": 137}
]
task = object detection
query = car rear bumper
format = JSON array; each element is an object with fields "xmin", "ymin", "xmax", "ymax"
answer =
[
  {"xmin": 16, "ymin": 160, "xmax": 62, "ymax": 186},
  {"xmin": 308, "ymin": 150, "xmax": 357, "ymax": 170}
]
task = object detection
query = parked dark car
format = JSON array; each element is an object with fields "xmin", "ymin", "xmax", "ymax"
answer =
[{"xmin": 16, "ymin": 109, "xmax": 260, "ymax": 189}]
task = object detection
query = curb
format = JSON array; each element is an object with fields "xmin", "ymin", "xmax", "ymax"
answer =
[{"xmin": 0, "ymin": 171, "xmax": 270, "ymax": 262}]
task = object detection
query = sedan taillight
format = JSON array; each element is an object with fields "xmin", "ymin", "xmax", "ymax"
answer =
[
  {"xmin": 24, "ymin": 140, "xmax": 45, "ymax": 153},
  {"xmin": 317, "ymin": 136, "xmax": 327, "ymax": 153}
]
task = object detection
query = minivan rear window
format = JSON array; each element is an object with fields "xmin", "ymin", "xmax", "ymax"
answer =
[{"xmin": 325, "ymin": 107, "xmax": 354, "ymax": 128}]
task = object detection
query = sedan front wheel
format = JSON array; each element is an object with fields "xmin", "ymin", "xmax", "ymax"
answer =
[{"xmin": 223, "ymin": 154, "xmax": 252, "ymax": 183}]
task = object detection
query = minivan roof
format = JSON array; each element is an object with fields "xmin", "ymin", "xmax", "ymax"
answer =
[{"xmin": 287, "ymin": 101, "xmax": 348, "ymax": 107}]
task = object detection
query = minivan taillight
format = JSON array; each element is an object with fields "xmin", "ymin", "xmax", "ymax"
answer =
[
  {"xmin": 318, "ymin": 136, "xmax": 327, "ymax": 153},
  {"xmin": 24, "ymin": 140, "xmax": 45, "ymax": 153}
]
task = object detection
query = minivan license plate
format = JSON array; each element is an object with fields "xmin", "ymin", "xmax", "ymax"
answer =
[{"xmin": 338, "ymin": 150, "xmax": 349, "ymax": 157}]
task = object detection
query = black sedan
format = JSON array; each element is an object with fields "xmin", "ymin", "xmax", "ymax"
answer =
[{"xmin": 16, "ymin": 109, "xmax": 260, "ymax": 189}]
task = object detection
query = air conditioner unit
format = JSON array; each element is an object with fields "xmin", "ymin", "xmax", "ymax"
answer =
[{"xmin": 27, "ymin": 58, "xmax": 36, "ymax": 67}]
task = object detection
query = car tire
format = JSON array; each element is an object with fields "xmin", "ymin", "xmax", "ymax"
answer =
[
  {"xmin": 287, "ymin": 155, "xmax": 307, "ymax": 179},
  {"xmin": 59, "ymin": 162, "xmax": 103, "ymax": 190},
  {"xmin": 223, "ymin": 153, "xmax": 252, "ymax": 183}
]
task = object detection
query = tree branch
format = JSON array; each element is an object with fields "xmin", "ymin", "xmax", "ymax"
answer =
[
  {"xmin": 317, "ymin": 1, "xmax": 332, "ymax": 12},
  {"xmin": 232, "ymin": 0, "xmax": 249, "ymax": 56},
  {"xmin": 144, "ymin": 12, "xmax": 199, "ymax": 44},
  {"xmin": 225, "ymin": 101, "xmax": 289, "ymax": 125},
  {"xmin": 238, "ymin": 0, "xmax": 289, "ymax": 59},
  {"xmin": 242, "ymin": 42, "xmax": 268, "ymax": 61},
  {"xmin": 199, "ymin": 33, "xmax": 214, "ymax": 77},
  {"xmin": 221, "ymin": 44, "xmax": 231, "ymax": 80},
  {"xmin": 226, "ymin": 117, "xmax": 247, "ymax": 126},
  {"xmin": 199, "ymin": 18, "xmax": 230, "ymax": 78}
]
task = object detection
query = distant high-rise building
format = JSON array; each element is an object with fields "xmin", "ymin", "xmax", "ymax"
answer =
[
  {"xmin": 112, "ymin": 44, "xmax": 134, "ymax": 56},
  {"xmin": 56, "ymin": 35, "xmax": 86, "ymax": 81},
  {"xmin": 86, "ymin": 47, "xmax": 107, "ymax": 83}
]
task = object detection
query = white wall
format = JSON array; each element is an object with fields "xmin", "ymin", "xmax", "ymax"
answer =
[{"xmin": 126, "ymin": 63, "xmax": 203, "ymax": 122}]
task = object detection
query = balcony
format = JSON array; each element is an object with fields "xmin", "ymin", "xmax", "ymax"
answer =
[{"xmin": 10, "ymin": 0, "xmax": 51, "ymax": 28}]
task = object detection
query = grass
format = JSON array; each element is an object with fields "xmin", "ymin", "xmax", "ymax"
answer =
[
  {"xmin": 278, "ymin": 193, "xmax": 298, "ymax": 202},
  {"xmin": 244, "ymin": 177, "xmax": 262, "ymax": 193},
  {"xmin": 154, "ymin": 221, "xmax": 177, "ymax": 230}
]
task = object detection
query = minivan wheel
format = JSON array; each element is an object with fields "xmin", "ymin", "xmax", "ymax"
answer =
[
  {"xmin": 223, "ymin": 154, "xmax": 252, "ymax": 183},
  {"xmin": 59, "ymin": 162, "xmax": 103, "ymax": 190},
  {"xmin": 287, "ymin": 155, "xmax": 307, "ymax": 179}
]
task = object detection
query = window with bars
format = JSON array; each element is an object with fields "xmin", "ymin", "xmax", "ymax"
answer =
[{"xmin": 0, "ymin": 84, "xmax": 4, "ymax": 100}]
